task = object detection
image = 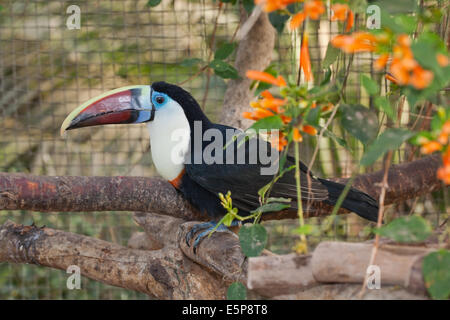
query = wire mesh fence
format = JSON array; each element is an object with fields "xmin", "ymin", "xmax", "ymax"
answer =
[{"xmin": 0, "ymin": 0, "xmax": 447, "ymax": 299}]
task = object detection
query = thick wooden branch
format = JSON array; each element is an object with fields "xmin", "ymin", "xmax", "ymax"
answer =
[
  {"xmin": 1, "ymin": 154, "xmax": 443, "ymax": 220},
  {"xmin": 133, "ymin": 212, "xmax": 247, "ymax": 282},
  {"xmin": 0, "ymin": 174, "xmax": 203, "ymax": 220},
  {"xmin": 0, "ymin": 220, "xmax": 228, "ymax": 299}
]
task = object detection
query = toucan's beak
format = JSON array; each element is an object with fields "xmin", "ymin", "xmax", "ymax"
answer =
[{"xmin": 60, "ymin": 85, "xmax": 153, "ymax": 137}]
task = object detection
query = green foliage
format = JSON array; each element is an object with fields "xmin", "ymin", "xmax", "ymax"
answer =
[
  {"xmin": 227, "ymin": 282, "xmax": 247, "ymax": 300},
  {"xmin": 340, "ymin": 104, "xmax": 378, "ymax": 145},
  {"xmin": 209, "ymin": 60, "xmax": 239, "ymax": 79},
  {"xmin": 242, "ymin": 0, "xmax": 255, "ymax": 13},
  {"xmin": 374, "ymin": 216, "xmax": 432, "ymax": 243},
  {"xmin": 180, "ymin": 58, "xmax": 203, "ymax": 67},
  {"xmin": 214, "ymin": 43, "xmax": 236, "ymax": 60},
  {"xmin": 374, "ymin": 96, "xmax": 395, "ymax": 121},
  {"xmin": 322, "ymin": 42, "xmax": 340, "ymax": 69},
  {"xmin": 422, "ymin": 250, "xmax": 450, "ymax": 300},
  {"xmin": 252, "ymin": 202, "xmax": 290, "ymax": 214},
  {"xmin": 361, "ymin": 75, "xmax": 379, "ymax": 95},
  {"xmin": 361, "ymin": 128, "xmax": 414, "ymax": 166},
  {"xmin": 146, "ymin": 0, "xmax": 161, "ymax": 7},
  {"xmin": 239, "ymin": 224, "xmax": 268, "ymax": 257},
  {"xmin": 268, "ymin": 12, "xmax": 289, "ymax": 34},
  {"xmin": 249, "ymin": 115, "xmax": 284, "ymax": 131}
]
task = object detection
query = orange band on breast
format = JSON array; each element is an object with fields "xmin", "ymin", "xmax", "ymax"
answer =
[{"xmin": 169, "ymin": 169, "xmax": 185, "ymax": 189}]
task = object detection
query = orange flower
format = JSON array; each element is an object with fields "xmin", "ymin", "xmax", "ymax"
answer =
[
  {"xmin": 246, "ymin": 70, "xmax": 287, "ymax": 87},
  {"xmin": 331, "ymin": 32, "xmax": 377, "ymax": 53},
  {"xmin": 438, "ymin": 121, "xmax": 450, "ymax": 144},
  {"xmin": 331, "ymin": 3, "xmax": 349, "ymax": 21},
  {"xmin": 389, "ymin": 58, "xmax": 410, "ymax": 85},
  {"xmin": 302, "ymin": 124, "xmax": 317, "ymax": 136},
  {"xmin": 304, "ymin": 0, "xmax": 325, "ymax": 20},
  {"xmin": 289, "ymin": 11, "xmax": 306, "ymax": 30},
  {"xmin": 421, "ymin": 141, "xmax": 442, "ymax": 154},
  {"xmin": 288, "ymin": 0, "xmax": 325, "ymax": 30},
  {"xmin": 437, "ymin": 148, "xmax": 450, "ymax": 184},
  {"xmin": 384, "ymin": 73, "xmax": 396, "ymax": 83},
  {"xmin": 374, "ymin": 53, "xmax": 389, "ymax": 71},
  {"xmin": 330, "ymin": 3, "xmax": 354, "ymax": 32},
  {"xmin": 300, "ymin": 34, "xmax": 313, "ymax": 82},
  {"xmin": 409, "ymin": 65, "xmax": 434, "ymax": 90},
  {"xmin": 243, "ymin": 90, "xmax": 287, "ymax": 122},
  {"xmin": 280, "ymin": 115, "xmax": 292, "ymax": 124},
  {"xmin": 442, "ymin": 121, "xmax": 450, "ymax": 135},
  {"xmin": 345, "ymin": 9, "xmax": 354, "ymax": 32},
  {"xmin": 271, "ymin": 132, "xmax": 288, "ymax": 151},
  {"xmin": 321, "ymin": 102, "xmax": 334, "ymax": 112},
  {"xmin": 437, "ymin": 164, "xmax": 450, "ymax": 184},
  {"xmin": 255, "ymin": 0, "xmax": 302, "ymax": 13},
  {"xmin": 436, "ymin": 53, "xmax": 449, "ymax": 67},
  {"xmin": 438, "ymin": 132, "xmax": 448, "ymax": 145},
  {"xmin": 293, "ymin": 128, "xmax": 303, "ymax": 142},
  {"xmin": 242, "ymin": 111, "xmax": 258, "ymax": 120}
]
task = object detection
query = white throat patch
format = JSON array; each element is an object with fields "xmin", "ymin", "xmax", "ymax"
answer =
[{"xmin": 147, "ymin": 99, "xmax": 190, "ymax": 181}]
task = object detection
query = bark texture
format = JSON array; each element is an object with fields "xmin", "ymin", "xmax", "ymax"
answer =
[
  {"xmin": 221, "ymin": 11, "xmax": 275, "ymax": 129},
  {"xmin": 1, "ymin": 154, "xmax": 442, "ymax": 220}
]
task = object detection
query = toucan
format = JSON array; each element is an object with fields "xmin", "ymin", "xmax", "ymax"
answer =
[{"xmin": 61, "ymin": 82, "xmax": 379, "ymax": 251}]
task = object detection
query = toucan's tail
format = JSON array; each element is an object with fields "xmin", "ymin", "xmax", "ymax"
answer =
[{"xmin": 318, "ymin": 178, "xmax": 379, "ymax": 222}]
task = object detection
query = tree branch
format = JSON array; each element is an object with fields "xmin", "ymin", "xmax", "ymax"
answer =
[
  {"xmin": 0, "ymin": 220, "xmax": 229, "ymax": 299},
  {"xmin": 0, "ymin": 154, "xmax": 443, "ymax": 220}
]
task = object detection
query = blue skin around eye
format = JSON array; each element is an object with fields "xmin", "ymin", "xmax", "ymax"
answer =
[{"xmin": 151, "ymin": 91, "xmax": 169, "ymax": 109}]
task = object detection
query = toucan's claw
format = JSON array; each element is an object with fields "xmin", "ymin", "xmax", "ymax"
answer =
[{"xmin": 185, "ymin": 220, "xmax": 239, "ymax": 254}]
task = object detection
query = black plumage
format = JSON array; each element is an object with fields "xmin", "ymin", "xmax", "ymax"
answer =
[{"xmin": 151, "ymin": 81, "xmax": 379, "ymax": 222}]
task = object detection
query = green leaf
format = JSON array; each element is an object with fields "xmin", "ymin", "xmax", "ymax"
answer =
[
  {"xmin": 222, "ymin": 213, "xmax": 235, "ymax": 227},
  {"xmin": 374, "ymin": 96, "xmax": 396, "ymax": 120},
  {"xmin": 323, "ymin": 42, "xmax": 340, "ymax": 69},
  {"xmin": 266, "ymin": 197, "xmax": 291, "ymax": 203},
  {"xmin": 146, "ymin": 0, "xmax": 161, "ymax": 7},
  {"xmin": 422, "ymin": 250, "xmax": 450, "ymax": 300},
  {"xmin": 214, "ymin": 43, "xmax": 236, "ymax": 60},
  {"xmin": 239, "ymin": 224, "xmax": 268, "ymax": 257},
  {"xmin": 306, "ymin": 106, "xmax": 321, "ymax": 126},
  {"xmin": 242, "ymin": 0, "xmax": 255, "ymax": 13},
  {"xmin": 179, "ymin": 58, "xmax": 203, "ymax": 67},
  {"xmin": 249, "ymin": 115, "xmax": 284, "ymax": 131},
  {"xmin": 268, "ymin": 12, "xmax": 289, "ymax": 34},
  {"xmin": 374, "ymin": 216, "xmax": 432, "ymax": 243},
  {"xmin": 340, "ymin": 104, "xmax": 378, "ymax": 145},
  {"xmin": 361, "ymin": 75, "xmax": 379, "ymax": 95},
  {"xmin": 361, "ymin": 128, "xmax": 414, "ymax": 166},
  {"xmin": 321, "ymin": 127, "xmax": 350, "ymax": 150},
  {"xmin": 252, "ymin": 202, "xmax": 290, "ymax": 214},
  {"xmin": 227, "ymin": 282, "xmax": 247, "ymax": 300},
  {"xmin": 411, "ymin": 33, "xmax": 446, "ymax": 78},
  {"xmin": 209, "ymin": 60, "xmax": 239, "ymax": 79}
]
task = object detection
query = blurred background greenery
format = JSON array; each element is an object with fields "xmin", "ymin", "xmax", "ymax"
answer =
[{"xmin": 0, "ymin": 0, "xmax": 447, "ymax": 299}]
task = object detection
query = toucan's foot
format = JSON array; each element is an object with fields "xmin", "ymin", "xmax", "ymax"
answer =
[{"xmin": 185, "ymin": 220, "xmax": 240, "ymax": 253}]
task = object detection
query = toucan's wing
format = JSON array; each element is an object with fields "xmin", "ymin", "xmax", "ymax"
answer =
[{"xmin": 185, "ymin": 125, "xmax": 328, "ymax": 213}]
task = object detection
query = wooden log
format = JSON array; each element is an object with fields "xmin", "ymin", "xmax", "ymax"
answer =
[
  {"xmin": 247, "ymin": 253, "xmax": 317, "ymax": 297},
  {"xmin": 311, "ymin": 241, "xmax": 435, "ymax": 292}
]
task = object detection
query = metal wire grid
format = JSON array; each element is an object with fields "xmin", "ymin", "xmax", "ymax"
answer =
[{"xmin": 0, "ymin": 1, "xmax": 446, "ymax": 298}]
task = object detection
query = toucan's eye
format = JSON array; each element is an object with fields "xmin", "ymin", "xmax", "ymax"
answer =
[{"xmin": 155, "ymin": 95, "xmax": 165, "ymax": 104}]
